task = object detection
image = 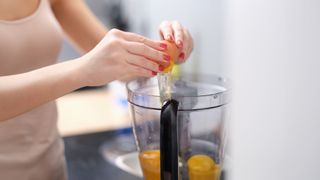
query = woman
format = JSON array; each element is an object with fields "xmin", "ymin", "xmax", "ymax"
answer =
[{"xmin": 0, "ymin": 0, "xmax": 193, "ymax": 179}]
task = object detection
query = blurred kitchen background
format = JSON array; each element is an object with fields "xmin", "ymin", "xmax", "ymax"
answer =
[{"xmin": 57, "ymin": 0, "xmax": 320, "ymax": 180}]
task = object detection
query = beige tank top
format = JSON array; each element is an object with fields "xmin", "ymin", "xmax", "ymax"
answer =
[{"xmin": 0, "ymin": 0, "xmax": 67, "ymax": 179}]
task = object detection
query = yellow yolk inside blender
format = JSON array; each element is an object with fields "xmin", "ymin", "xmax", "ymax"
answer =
[
  {"xmin": 139, "ymin": 150, "xmax": 161, "ymax": 180},
  {"xmin": 139, "ymin": 151, "xmax": 221, "ymax": 180},
  {"xmin": 188, "ymin": 155, "xmax": 221, "ymax": 180}
]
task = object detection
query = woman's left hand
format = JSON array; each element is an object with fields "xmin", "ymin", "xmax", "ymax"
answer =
[{"xmin": 159, "ymin": 21, "xmax": 193, "ymax": 64}]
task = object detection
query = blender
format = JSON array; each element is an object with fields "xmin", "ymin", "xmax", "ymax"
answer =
[{"xmin": 126, "ymin": 73, "xmax": 229, "ymax": 180}]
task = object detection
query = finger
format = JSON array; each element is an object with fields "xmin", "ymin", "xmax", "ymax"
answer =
[
  {"xmin": 121, "ymin": 67, "xmax": 155, "ymax": 81},
  {"xmin": 126, "ymin": 54, "xmax": 164, "ymax": 73},
  {"xmin": 159, "ymin": 21, "xmax": 174, "ymax": 41},
  {"xmin": 159, "ymin": 30, "xmax": 165, "ymax": 40},
  {"xmin": 124, "ymin": 41, "xmax": 171, "ymax": 65},
  {"xmin": 184, "ymin": 28, "xmax": 194, "ymax": 54},
  {"xmin": 177, "ymin": 28, "xmax": 193, "ymax": 63},
  {"xmin": 184, "ymin": 31, "xmax": 193, "ymax": 61},
  {"xmin": 130, "ymin": 65, "xmax": 156, "ymax": 78},
  {"xmin": 176, "ymin": 45, "xmax": 188, "ymax": 64},
  {"xmin": 172, "ymin": 21, "xmax": 184, "ymax": 48},
  {"xmin": 121, "ymin": 31, "xmax": 167, "ymax": 51},
  {"xmin": 177, "ymin": 51, "xmax": 187, "ymax": 64}
]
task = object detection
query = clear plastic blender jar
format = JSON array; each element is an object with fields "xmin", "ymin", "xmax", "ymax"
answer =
[{"xmin": 126, "ymin": 74, "xmax": 229, "ymax": 180}]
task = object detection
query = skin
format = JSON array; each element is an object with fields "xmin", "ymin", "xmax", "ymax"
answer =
[
  {"xmin": 0, "ymin": 0, "xmax": 194, "ymax": 121},
  {"xmin": 159, "ymin": 20, "xmax": 194, "ymax": 63}
]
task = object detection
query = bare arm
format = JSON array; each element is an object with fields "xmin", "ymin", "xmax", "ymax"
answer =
[
  {"xmin": 0, "ymin": 59, "xmax": 85, "ymax": 121},
  {"xmin": 0, "ymin": 29, "xmax": 169, "ymax": 121},
  {"xmin": 51, "ymin": 0, "xmax": 107, "ymax": 52}
]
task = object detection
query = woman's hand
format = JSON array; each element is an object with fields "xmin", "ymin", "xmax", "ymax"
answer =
[
  {"xmin": 79, "ymin": 29, "xmax": 170, "ymax": 86},
  {"xmin": 159, "ymin": 21, "xmax": 194, "ymax": 63}
]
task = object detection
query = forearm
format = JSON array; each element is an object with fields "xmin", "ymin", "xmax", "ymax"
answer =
[
  {"xmin": 0, "ymin": 58, "xmax": 87, "ymax": 121},
  {"xmin": 0, "ymin": 28, "xmax": 170, "ymax": 121}
]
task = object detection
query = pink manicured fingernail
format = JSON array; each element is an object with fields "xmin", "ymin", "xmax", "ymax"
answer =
[
  {"xmin": 163, "ymin": 54, "xmax": 171, "ymax": 61},
  {"xmin": 179, "ymin": 52, "xmax": 185, "ymax": 60},
  {"xmin": 160, "ymin": 42, "xmax": 167, "ymax": 49},
  {"xmin": 166, "ymin": 35, "xmax": 173, "ymax": 41},
  {"xmin": 177, "ymin": 40, "xmax": 183, "ymax": 48}
]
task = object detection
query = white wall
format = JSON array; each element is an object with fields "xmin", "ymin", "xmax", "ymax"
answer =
[{"xmin": 225, "ymin": 0, "xmax": 320, "ymax": 179}]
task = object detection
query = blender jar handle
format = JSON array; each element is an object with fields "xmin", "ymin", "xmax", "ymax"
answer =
[{"xmin": 160, "ymin": 99, "xmax": 179, "ymax": 180}]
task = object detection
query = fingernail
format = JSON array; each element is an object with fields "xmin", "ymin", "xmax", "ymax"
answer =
[
  {"xmin": 167, "ymin": 35, "xmax": 173, "ymax": 41},
  {"xmin": 177, "ymin": 40, "xmax": 183, "ymax": 48},
  {"xmin": 163, "ymin": 54, "xmax": 171, "ymax": 61},
  {"xmin": 152, "ymin": 71, "xmax": 157, "ymax": 76},
  {"xmin": 160, "ymin": 42, "xmax": 167, "ymax": 49},
  {"xmin": 179, "ymin": 52, "xmax": 185, "ymax": 60},
  {"xmin": 159, "ymin": 66, "xmax": 164, "ymax": 71}
]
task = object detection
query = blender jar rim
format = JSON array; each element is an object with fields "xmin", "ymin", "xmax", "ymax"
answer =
[{"xmin": 126, "ymin": 73, "xmax": 230, "ymax": 111}]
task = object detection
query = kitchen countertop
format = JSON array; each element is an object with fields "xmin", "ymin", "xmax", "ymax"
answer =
[
  {"xmin": 64, "ymin": 129, "xmax": 142, "ymax": 180},
  {"xmin": 58, "ymin": 87, "xmax": 141, "ymax": 179},
  {"xmin": 57, "ymin": 87, "xmax": 130, "ymax": 136}
]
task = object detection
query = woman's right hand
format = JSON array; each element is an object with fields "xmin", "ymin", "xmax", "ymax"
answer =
[{"xmin": 78, "ymin": 29, "xmax": 170, "ymax": 86}]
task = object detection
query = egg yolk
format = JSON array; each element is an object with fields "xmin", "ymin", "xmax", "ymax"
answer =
[
  {"xmin": 188, "ymin": 154, "xmax": 221, "ymax": 180},
  {"xmin": 139, "ymin": 151, "xmax": 221, "ymax": 180},
  {"xmin": 139, "ymin": 150, "xmax": 161, "ymax": 180},
  {"xmin": 162, "ymin": 40, "xmax": 179, "ymax": 73}
]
